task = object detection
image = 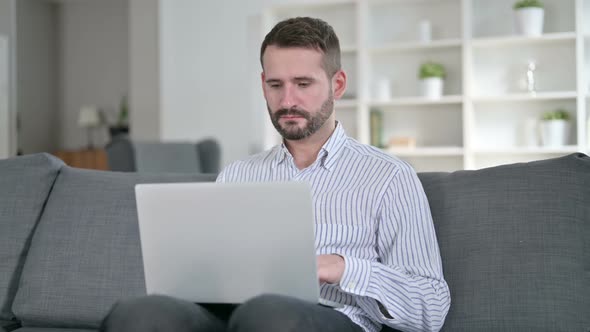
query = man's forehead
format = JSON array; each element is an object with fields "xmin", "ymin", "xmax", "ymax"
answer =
[
  {"xmin": 262, "ymin": 46, "xmax": 325, "ymax": 78},
  {"xmin": 263, "ymin": 46, "xmax": 323, "ymax": 65}
]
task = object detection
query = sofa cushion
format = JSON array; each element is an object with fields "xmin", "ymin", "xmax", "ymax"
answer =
[
  {"xmin": 11, "ymin": 167, "xmax": 217, "ymax": 329},
  {"xmin": 0, "ymin": 154, "xmax": 63, "ymax": 320},
  {"xmin": 418, "ymin": 153, "xmax": 590, "ymax": 331}
]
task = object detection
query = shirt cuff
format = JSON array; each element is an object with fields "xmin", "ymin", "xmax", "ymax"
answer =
[{"xmin": 339, "ymin": 255, "xmax": 373, "ymax": 296}]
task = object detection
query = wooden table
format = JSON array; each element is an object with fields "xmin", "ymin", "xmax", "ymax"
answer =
[{"xmin": 52, "ymin": 149, "xmax": 109, "ymax": 170}]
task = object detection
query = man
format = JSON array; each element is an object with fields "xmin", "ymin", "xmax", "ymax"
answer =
[{"xmin": 101, "ymin": 17, "xmax": 450, "ymax": 332}]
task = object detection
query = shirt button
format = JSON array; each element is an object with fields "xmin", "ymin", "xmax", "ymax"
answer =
[{"xmin": 348, "ymin": 282, "xmax": 356, "ymax": 289}]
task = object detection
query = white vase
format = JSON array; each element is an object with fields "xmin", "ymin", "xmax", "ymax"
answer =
[
  {"xmin": 540, "ymin": 120, "xmax": 570, "ymax": 147},
  {"xmin": 374, "ymin": 78, "xmax": 391, "ymax": 101},
  {"xmin": 515, "ymin": 7, "xmax": 544, "ymax": 37},
  {"xmin": 418, "ymin": 20, "xmax": 431, "ymax": 43},
  {"xmin": 420, "ymin": 77, "xmax": 443, "ymax": 99},
  {"xmin": 522, "ymin": 118, "xmax": 540, "ymax": 147}
]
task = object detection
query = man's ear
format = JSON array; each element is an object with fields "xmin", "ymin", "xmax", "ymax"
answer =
[
  {"xmin": 332, "ymin": 69, "xmax": 347, "ymax": 100},
  {"xmin": 261, "ymin": 72, "xmax": 267, "ymax": 99}
]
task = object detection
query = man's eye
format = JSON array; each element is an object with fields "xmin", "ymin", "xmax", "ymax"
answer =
[
  {"xmin": 298, "ymin": 82, "xmax": 310, "ymax": 88},
  {"xmin": 269, "ymin": 84, "xmax": 281, "ymax": 89}
]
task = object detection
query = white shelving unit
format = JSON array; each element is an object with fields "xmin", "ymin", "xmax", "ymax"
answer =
[
  {"xmin": 262, "ymin": 0, "xmax": 590, "ymax": 172},
  {"xmin": 370, "ymin": 95, "xmax": 463, "ymax": 107}
]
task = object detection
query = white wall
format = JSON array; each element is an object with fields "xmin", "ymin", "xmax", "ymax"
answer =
[
  {"xmin": 0, "ymin": 36, "xmax": 8, "ymax": 159},
  {"xmin": 129, "ymin": 0, "xmax": 160, "ymax": 141},
  {"xmin": 58, "ymin": 0, "xmax": 129, "ymax": 150},
  {"xmin": 0, "ymin": 0, "xmax": 12, "ymax": 54},
  {"xmin": 0, "ymin": 0, "xmax": 11, "ymax": 159},
  {"xmin": 0, "ymin": 0, "xmax": 16, "ymax": 158},
  {"xmin": 159, "ymin": 0, "xmax": 308, "ymax": 166},
  {"xmin": 16, "ymin": 0, "xmax": 59, "ymax": 154}
]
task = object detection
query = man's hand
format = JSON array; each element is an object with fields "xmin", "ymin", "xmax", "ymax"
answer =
[{"xmin": 317, "ymin": 254, "xmax": 345, "ymax": 284}]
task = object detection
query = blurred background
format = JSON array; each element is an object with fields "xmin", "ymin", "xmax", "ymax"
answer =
[{"xmin": 0, "ymin": 0, "xmax": 588, "ymax": 173}]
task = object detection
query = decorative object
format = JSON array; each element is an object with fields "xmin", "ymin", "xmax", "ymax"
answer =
[
  {"xmin": 517, "ymin": 59, "xmax": 539, "ymax": 93},
  {"xmin": 419, "ymin": 62, "xmax": 445, "ymax": 99},
  {"xmin": 525, "ymin": 59, "xmax": 537, "ymax": 93},
  {"xmin": 418, "ymin": 20, "xmax": 432, "ymax": 43},
  {"xmin": 369, "ymin": 108, "xmax": 384, "ymax": 148},
  {"xmin": 375, "ymin": 78, "xmax": 391, "ymax": 101},
  {"xmin": 109, "ymin": 96, "xmax": 130, "ymax": 139},
  {"xmin": 78, "ymin": 105, "xmax": 101, "ymax": 149},
  {"xmin": 388, "ymin": 136, "xmax": 417, "ymax": 149},
  {"xmin": 514, "ymin": 0, "xmax": 544, "ymax": 36},
  {"xmin": 540, "ymin": 109, "xmax": 570, "ymax": 147}
]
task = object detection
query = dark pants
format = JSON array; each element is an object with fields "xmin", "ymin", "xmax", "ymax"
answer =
[{"xmin": 100, "ymin": 294, "xmax": 365, "ymax": 332}]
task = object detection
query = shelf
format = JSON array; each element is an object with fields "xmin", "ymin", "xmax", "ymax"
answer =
[
  {"xmin": 369, "ymin": 0, "xmax": 463, "ymax": 5},
  {"xmin": 336, "ymin": 99, "xmax": 358, "ymax": 108},
  {"xmin": 472, "ymin": 91, "xmax": 578, "ymax": 103},
  {"xmin": 473, "ymin": 146, "xmax": 580, "ymax": 155},
  {"xmin": 270, "ymin": 0, "xmax": 355, "ymax": 12},
  {"xmin": 471, "ymin": 32, "xmax": 576, "ymax": 48},
  {"xmin": 368, "ymin": 0, "xmax": 429, "ymax": 4},
  {"xmin": 385, "ymin": 147, "xmax": 464, "ymax": 157},
  {"xmin": 370, "ymin": 95, "xmax": 463, "ymax": 107},
  {"xmin": 341, "ymin": 45, "xmax": 357, "ymax": 53},
  {"xmin": 370, "ymin": 39, "xmax": 462, "ymax": 53},
  {"xmin": 264, "ymin": 0, "xmax": 585, "ymax": 173}
]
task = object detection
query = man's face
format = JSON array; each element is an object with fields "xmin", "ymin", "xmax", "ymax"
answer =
[{"xmin": 261, "ymin": 46, "xmax": 336, "ymax": 140}]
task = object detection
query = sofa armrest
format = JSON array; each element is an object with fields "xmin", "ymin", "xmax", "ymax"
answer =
[{"xmin": 0, "ymin": 319, "xmax": 20, "ymax": 332}]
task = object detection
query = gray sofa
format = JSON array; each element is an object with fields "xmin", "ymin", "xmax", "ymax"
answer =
[
  {"xmin": 1, "ymin": 152, "xmax": 588, "ymax": 332},
  {"xmin": 105, "ymin": 136, "xmax": 221, "ymax": 174}
]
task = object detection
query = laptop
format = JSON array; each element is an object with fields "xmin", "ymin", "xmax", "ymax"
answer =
[{"xmin": 135, "ymin": 181, "xmax": 341, "ymax": 307}]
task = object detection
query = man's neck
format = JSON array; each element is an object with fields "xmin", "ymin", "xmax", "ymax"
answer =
[{"xmin": 284, "ymin": 121, "xmax": 336, "ymax": 170}]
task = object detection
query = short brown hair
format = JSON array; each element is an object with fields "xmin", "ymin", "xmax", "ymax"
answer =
[{"xmin": 260, "ymin": 17, "xmax": 341, "ymax": 77}]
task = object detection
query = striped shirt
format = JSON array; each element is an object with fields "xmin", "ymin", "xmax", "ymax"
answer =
[{"xmin": 216, "ymin": 123, "xmax": 451, "ymax": 332}]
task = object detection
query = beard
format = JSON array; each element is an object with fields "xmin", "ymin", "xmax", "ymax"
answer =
[{"xmin": 267, "ymin": 93, "xmax": 334, "ymax": 140}]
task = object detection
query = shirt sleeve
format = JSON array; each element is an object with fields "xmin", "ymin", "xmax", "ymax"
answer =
[
  {"xmin": 215, "ymin": 168, "xmax": 226, "ymax": 183},
  {"xmin": 338, "ymin": 165, "xmax": 451, "ymax": 332}
]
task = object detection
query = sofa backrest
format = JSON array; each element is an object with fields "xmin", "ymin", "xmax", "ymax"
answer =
[
  {"xmin": 11, "ymin": 164, "xmax": 217, "ymax": 329},
  {"xmin": 0, "ymin": 154, "xmax": 63, "ymax": 321},
  {"xmin": 417, "ymin": 153, "xmax": 590, "ymax": 331},
  {"xmin": 105, "ymin": 136, "xmax": 222, "ymax": 174}
]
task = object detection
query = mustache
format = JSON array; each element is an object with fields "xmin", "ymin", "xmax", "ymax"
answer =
[{"xmin": 274, "ymin": 108, "xmax": 310, "ymax": 120}]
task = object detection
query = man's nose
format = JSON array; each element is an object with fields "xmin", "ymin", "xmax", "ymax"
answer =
[{"xmin": 279, "ymin": 85, "xmax": 297, "ymax": 109}]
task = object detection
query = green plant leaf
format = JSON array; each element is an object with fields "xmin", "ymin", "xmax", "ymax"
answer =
[
  {"xmin": 419, "ymin": 62, "xmax": 446, "ymax": 79},
  {"xmin": 542, "ymin": 109, "xmax": 570, "ymax": 121},
  {"xmin": 514, "ymin": 0, "xmax": 543, "ymax": 9}
]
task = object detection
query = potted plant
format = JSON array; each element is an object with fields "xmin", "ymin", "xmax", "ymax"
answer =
[
  {"xmin": 419, "ymin": 62, "xmax": 445, "ymax": 99},
  {"xmin": 540, "ymin": 109, "xmax": 570, "ymax": 147},
  {"xmin": 108, "ymin": 96, "xmax": 130, "ymax": 139},
  {"xmin": 514, "ymin": 0, "xmax": 544, "ymax": 36}
]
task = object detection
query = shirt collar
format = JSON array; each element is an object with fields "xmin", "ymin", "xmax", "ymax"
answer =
[
  {"xmin": 273, "ymin": 144, "xmax": 290, "ymax": 167},
  {"xmin": 320, "ymin": 121, "xmax": 348, "ymax": 170},
  {"xmin": 271, "ymin": 122, "xmax": 349, "ymax": 171}
]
